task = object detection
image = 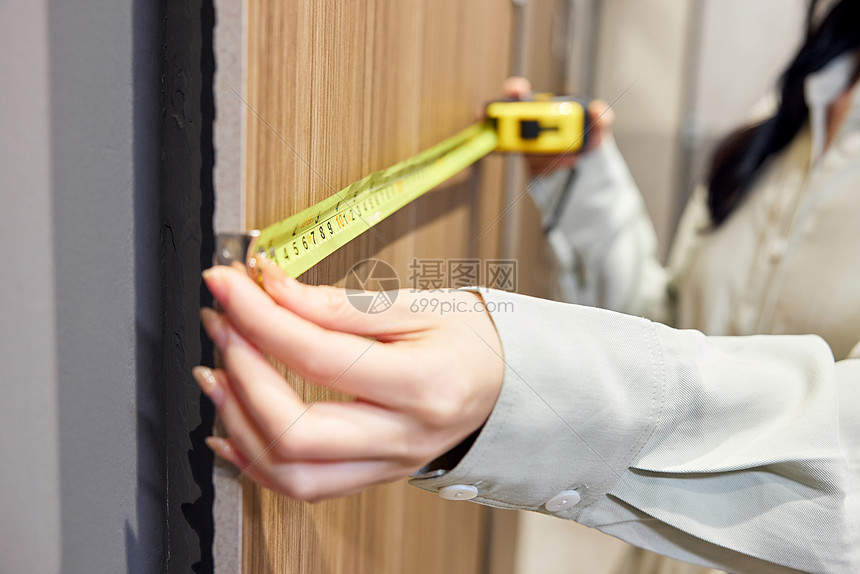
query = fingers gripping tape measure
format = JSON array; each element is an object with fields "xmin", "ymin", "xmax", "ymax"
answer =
[{"xmin": 216, "ymin": 99, "xmax": 588, "ymax": 277}]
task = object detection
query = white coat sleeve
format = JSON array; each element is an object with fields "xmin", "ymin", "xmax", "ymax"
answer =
[
  {"xmin": 409, "ymin": 289, "xmax": 859, "ymax": 574},
  {"xmin": 529, "ymin": 138, "xmax": 674, "ymax": 323}
]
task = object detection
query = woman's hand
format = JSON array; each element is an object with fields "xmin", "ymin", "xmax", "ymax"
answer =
[
  {"xmin": 501, "ymin": 76, "xmax": 615, "ymax": 177},
  {"xmin": 195, "ymin": 259, "xmax": 505, "ymax": 501}
]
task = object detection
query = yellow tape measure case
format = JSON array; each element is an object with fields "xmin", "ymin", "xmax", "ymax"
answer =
[{"xmin": 486, "ymin": 98, "xmax": 589, "ymax": 154}]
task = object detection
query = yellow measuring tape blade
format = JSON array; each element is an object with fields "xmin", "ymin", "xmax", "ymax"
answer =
[{"xmin": 252, "ymin": 121, "xmax": 499, "ymax": 277}]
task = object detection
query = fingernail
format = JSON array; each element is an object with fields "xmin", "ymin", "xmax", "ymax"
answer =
[
  {"xmin": 200, "ymin": 307, "xmax": 227, "ymax": 347},
  {"xmin": 205, "ymin": 436, "xmax": 234, "ymax": 461},
  {"xmin": 247, "ymin": 254, "xmax": 266, "ymax": 285},
  {"xmin": 192, "ymin": 366, "xmax": 224, "ymax": 407},
  {"xmin": 258, "ymin": 257, "xmax": 297, "ymax": 291},
  {"xmin": 202, "ymin": 266, "xmax": 229, "ymax": 304}
]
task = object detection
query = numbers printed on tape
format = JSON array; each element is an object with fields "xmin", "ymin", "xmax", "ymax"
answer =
[
  {"xmin": 252, "ymin": 121, "xmax": 499, "ymax": 278},
  {"xmin": 223, "ymin": 98, "xmax": 590, "ymax": 277}
]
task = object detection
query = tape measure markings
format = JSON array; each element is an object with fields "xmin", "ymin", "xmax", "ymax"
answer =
[
  {"xmin": 232, "ymin": 98, "xmax": 590, "ymax": 277},
  {"xmin": 253, "ymin": 121, "xmax": 499, "ymax": 278}
]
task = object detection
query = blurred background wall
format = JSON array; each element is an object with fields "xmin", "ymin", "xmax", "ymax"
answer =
[
  {"xmin": 522, "ymin": 0, "xmax": 806, "ymax": 259},
  {"xmin": 513, "ymin": 1, "xmax": 807, "ymax": 572},
  {"xmin": 0, "ymin": 0, "xmax": 166, "ymax": 571},
  {"xmin": 598, "ymin": 0, "xmax": 806, "ymax": 257}
]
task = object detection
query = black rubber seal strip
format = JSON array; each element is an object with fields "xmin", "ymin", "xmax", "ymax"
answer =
[{"xmin": 161, "ymin": 0, "xmax": 216, "ymax": 571}]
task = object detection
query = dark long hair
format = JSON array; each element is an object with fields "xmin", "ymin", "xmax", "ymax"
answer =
[{"xmin": 707, "ymin": 0, "xmax": 860, "ymax": 226}]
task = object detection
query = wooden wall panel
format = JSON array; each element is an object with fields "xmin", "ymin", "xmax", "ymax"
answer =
[
  {"xmin": 506, "ymin": 0, "xmax": 569, "ymax": 301},
  {"xmin": 242, "ymin": 1, "xmax": 514, "ymax": 572}
]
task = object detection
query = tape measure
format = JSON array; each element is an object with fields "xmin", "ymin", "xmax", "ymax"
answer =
[
  {"xmin": 216, "ymin": 99, "xmax": 588, "ymax": 278},
  {"xmin": 487, "ymin": 96, "xmax": 588, "ymax": 153}
]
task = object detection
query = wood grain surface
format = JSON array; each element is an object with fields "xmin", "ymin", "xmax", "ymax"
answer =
[{"xmin": 242, "ymin": 1, "xmax": 519, "ymax": 572}]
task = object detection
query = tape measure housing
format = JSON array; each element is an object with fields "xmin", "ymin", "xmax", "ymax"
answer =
[{"xmin": 486, "ymin": 98, "xmax": 588, "ymax": 154}]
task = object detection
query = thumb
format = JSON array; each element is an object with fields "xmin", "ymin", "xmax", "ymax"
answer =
[{"xmin": 501, "ymin": 76, "xmax": 532, "ymax": 100}]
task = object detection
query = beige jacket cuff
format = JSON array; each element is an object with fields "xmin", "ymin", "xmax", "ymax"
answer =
[
  {"xmin": 409, "ymin": 288, "xmax": 662, "ymax": 516},
  {"xmin": 409, "ymin": 288, "xmax": 856, "ymax": 573}
]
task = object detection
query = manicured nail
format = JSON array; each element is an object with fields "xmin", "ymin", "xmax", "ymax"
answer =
[
  {"xmin": 205, "ymin": 436, "xmax": 243, "ymax": 468},
  {"xmin": 192, "ymin": 366, "xmax": 224, "ymax": 407},
  {"xmin": 200, "ymin": 307, "xmax": 227, "ymax": 347},
  {"xmin": 205, "ymin": 436, "xmax": 234, "ymax": 461},
  {"xmin": 247, "ymin": 255, "xmax": 264, "ymax": 285},
  {"xmin": 202, "ymin": 266, "xmax": 229, "ymax": 304},
  {"xmin": 258, "ymin": 257, "xmax": 297, "ymax": 291}
]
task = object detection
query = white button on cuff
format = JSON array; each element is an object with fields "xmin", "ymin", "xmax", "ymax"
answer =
[
  {"xmin": 769, "ymin": 237, "xmax": 788, "ymax": 262},
  {"xmin": 438, "ymin": 484, "xmax": 479, "ymax": 501},
  {"xmin": 545, "ymin": 489, "xmax": 581, "ymax": 512}
]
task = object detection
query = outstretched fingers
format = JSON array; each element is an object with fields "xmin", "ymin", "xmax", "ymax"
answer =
[
  {"xmin": 198, "ymin": 313, "xmax": 306, "ymax": 438},
  {"xmin": 196, "ymin": 264, "xmax": 507, "ymax": 501},
  {"xmin": 201, "ymin": 305, "xmax": 426, "ymax": 452},
  {"xmin": 204, "ymin": 436, "xmax": 284, "ymax": 492},
  {"xmin": 202, "ymin": 266, "xmax": 417, "ymax": 405},
  {"xmin": 191, "ymin": 366, "xmax": 291, "ymax": 490},
  {"xmin": 254, "ymin": 257, "xmax": 414, "ymax": 337},
  {"xmin": 193, "ymin": 363, "xmax": 417, "ymax": 492}
]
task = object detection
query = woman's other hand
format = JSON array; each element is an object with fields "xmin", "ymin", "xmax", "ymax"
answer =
[
  {"xmin": 196, "ymin": 260, "xmax": 505, "ymax": 501},
  {"xmin": 501, "ymin": 76, "xmax": 615, "ymax": 177}
]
